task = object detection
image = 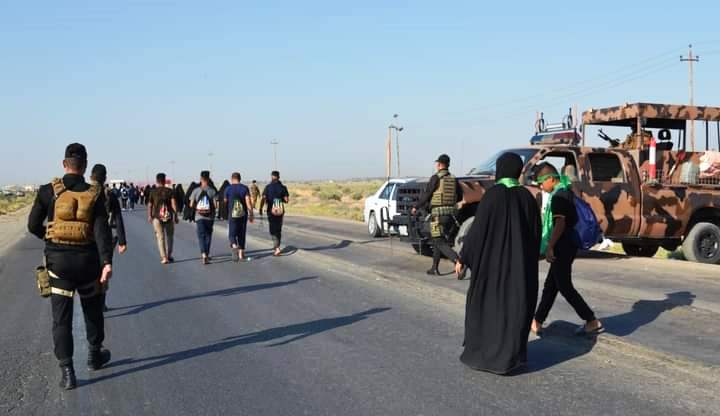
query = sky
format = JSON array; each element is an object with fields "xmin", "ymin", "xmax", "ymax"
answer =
[{"xmin": 2, "ymin": 1, "xmax": 719, "ymax": 186}]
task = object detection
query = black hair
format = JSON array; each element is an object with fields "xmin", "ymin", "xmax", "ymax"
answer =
[
  {"xmin": 156, "ymin": 173, "xmax": 166, "ymax": 183},
  {"xmin": 231, "ymin": 172, "xmax": 241, "ymax": 181}
]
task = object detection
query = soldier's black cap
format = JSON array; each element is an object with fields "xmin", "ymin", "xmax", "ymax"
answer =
[
  {"xmin": 65, "ymin": 143, "xmax": 87, "ymax": 161},
  {"xmin": 435, "ymin": 154, "xmax": 450, "ymax": 166},
  {"xmin": 91, "ymin": 164, "xmax": 107, "ymax": 183}
]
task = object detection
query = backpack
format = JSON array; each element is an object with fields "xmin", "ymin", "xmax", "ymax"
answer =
[
  {"xmin": 121, "ymin": 188, "xmax": 129, "ymax": 199},
  {"xmin": 572, "ymin": 195, "xmax": 602, "ymax": 250},
  {"xmin": 231, "ymin": 198, "xmax": 245, "ymax": 219},
  {"xmin": 271, "ymin": 198, "xmax": 285, "ymax": 216},
  {"xmin": 196, "ymin": 189, "xmax": 214, "ymax": 216},
  {"xmin": 158, "ymin": 201, "xmax": 172, "ymax": 222}
]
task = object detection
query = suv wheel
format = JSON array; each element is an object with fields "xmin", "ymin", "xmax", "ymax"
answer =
[
  {"xmin": 368, "ymin": 212, "xmax": 383, "ymax": 238},
  {"xmin": 683, "ymin": 222, "xmax": 720, "ymax": 264},
  {"xmin": 622, "ymin": 243, "xmax": 659, "ymax": 258}
]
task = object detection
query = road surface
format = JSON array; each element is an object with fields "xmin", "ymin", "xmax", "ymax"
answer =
[{"xmin": 0, "ymin": 210, "xmax": 718, "ymax": 415}]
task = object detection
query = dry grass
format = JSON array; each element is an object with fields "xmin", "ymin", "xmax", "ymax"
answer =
[
  {"xmin": 0, "ymin": 194, "xmax": 35, "ymax": 216},
  {"xmin": 284, "ymin": 180, "xmax": 384, "ymax": 222}
]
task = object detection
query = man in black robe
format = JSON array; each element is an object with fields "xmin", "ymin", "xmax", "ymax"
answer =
[{"xmin": 455, "ymin": 153, "xmax": 541, "ymax": 375}]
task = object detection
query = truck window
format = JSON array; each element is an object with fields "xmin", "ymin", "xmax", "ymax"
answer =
[
  {"xmin": 528, "ymin": 152, "xmax": 579, "ymax": 182},
  {"xmin": 588, "ymin": 153, "xmax": 625, "ymax": 182},
  {"xmin": 379, "ymin": 184, "xmax": 396, "ymax": 200}
]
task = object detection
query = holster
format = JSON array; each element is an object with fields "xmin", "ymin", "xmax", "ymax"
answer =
[{"xmin": 35, "ymin": 261, "xmax": 51, "ymax": 298}]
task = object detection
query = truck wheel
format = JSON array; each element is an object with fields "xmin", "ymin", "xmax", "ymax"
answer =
[
  {"xmin": 454, "ymin": 216, "xmax": 475, "ymax": 254},
  {"xmin": 683, "ymin": 222, "xmax": 720, "ymax": 264},
  {"xmin": 368, "ymin": 212, "xmax": 383, "ymax": 238},
  {"xmin": 622, "ymin": 243, "xmax": 659, "ymax": 258}
]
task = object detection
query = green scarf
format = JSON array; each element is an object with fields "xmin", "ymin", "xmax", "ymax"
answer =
[
  {"xmin": 540, "ymin": 175, "xmax": 572, "ymax": 255},
  {"xmin": 496, "ymin": 177, "xmax": 520, "ymax": 188}
]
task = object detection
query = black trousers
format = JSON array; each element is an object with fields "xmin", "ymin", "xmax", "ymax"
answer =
[
  {"xmin": 50, "ymin": 275, "xmax": 105, "ymax": 367},
  {"xmin": 228, "ymin": 217, "xmax": 248, "ymax": 250},
  {"xmin": 431, "ymin": 237, "xmax": 459, "ymax": 268},
  {"xmin": 268, "ymin": 215, "xmax": 284, "ymax": 248},
  {"xmin": 534, "ymin": 247, "xmax": 596, "ymax": 323}
]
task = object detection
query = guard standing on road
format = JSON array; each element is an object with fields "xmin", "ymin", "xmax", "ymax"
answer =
[
  {"xmin": 90, "ymin": 164, "xmax": 127, "ymax": 312},
  {"xmin": 27, "ymin": 143, "xmax": 114, "ymax": 390},
  {"xmin": 411, "ymin": 154, "xmax": 464, "ymax": 277}
]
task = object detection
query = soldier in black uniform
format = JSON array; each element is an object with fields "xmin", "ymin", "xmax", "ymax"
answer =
[
  {"xmin": 27, "ymin": 143, "xmax": 114, "ymax": 390},
  {"xmin": 90, "ymin": 164, "xmax": 127, "ymax": 312},
  {"xmin": 411, "ymin": 154, "xmax": 465, "ymax": 278}
]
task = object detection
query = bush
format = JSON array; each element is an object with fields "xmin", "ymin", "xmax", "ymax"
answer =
[
  {"xmin": 318, "ymin": 191, "xmax": 342, "ymax": 201},
  {"xmin": 351, "ymin": 192, "xmax": 364, "ymax": 201}
]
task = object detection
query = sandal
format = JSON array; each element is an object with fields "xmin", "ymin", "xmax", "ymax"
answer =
[{"xmin": 575, "ymin": 323, "xmax": 605, "ymax": 336}]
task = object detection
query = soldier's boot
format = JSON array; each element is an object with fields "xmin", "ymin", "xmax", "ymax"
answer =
[
  {"xmin": 426, "ymin": 259, "xmax": 441, "ymax": 276},
  {"xmin": 59, "ymin": 365, "xmax": 77, "ymax": 390},
  {"xmin": 87, "ymin": 347, "xmax": 111, "ymax": 371}
]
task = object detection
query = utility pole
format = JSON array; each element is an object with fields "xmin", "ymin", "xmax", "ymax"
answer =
[
  {"xmin": 270, "ymin": 140, "xmax": 279, "ymax": 170},
  {"xmin": 170, "ymin": 160, "xmax": 176, "ymax": 183},
  {"xmin": 681, "ymin": 44, "xmax": 700, "ymax": 151},
  {"xmin": 386, "ymin": 127, "xmax": 392, "ymax": 178},
  {"xmin": 208, "ymin": 152, "xmax": 214, "ymax": 172},
  {"xmin": 388, "ymin": 114, "xmax": 403, "ymax": 178}
]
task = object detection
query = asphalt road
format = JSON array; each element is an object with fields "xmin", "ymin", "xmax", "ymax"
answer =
[{"xmin": 1, "ymin": 209, "xmax": 718, "ymax": 415}]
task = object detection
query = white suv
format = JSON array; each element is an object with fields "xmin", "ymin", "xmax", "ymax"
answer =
[{"xmin": 364, "ymin": 179, "xmax": 416, "ymax": 237}]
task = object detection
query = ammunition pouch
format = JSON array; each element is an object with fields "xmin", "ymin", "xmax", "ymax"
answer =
[
  {"xmin": 36, "ymin": 264, "xmax": 51, "ymax": 298},
  {"xmin": 47, "ymin": 221, "xmax": 93, "ymax": 245},
  {"xmin": 430, "ymin": 206, "xmax": 459, "ymax": 239}
]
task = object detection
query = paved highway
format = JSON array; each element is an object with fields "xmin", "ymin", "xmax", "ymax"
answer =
[{"xmin": 0, "ymin": 210, "xmax": 718, "ymax": 415}]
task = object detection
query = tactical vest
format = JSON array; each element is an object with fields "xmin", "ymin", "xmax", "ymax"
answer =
[
  {"xmin": 430, "ymin": 170, "xmax": 457, "ymax": 209},
  {"xmin": 45, "ymin": 178, "xmax": 101, "ymax": 245}
]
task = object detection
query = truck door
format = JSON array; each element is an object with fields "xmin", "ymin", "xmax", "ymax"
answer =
[
  {"xmin": 377, "ymin": 183, "xmax": 396, "ymax": 232},
  {"xmin": 576, "ymin": 151, "xmax": 642, "ymax": 237}
]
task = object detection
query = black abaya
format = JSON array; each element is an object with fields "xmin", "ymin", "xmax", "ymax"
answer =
[{"xmin": 459, "ymin": 184, "xmax": 541, "ymax": 374}]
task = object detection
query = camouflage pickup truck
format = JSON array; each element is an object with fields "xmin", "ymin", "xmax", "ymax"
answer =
[{"xmin": 391, "ymin": 103, "xmax": 720, "ymax": 264}]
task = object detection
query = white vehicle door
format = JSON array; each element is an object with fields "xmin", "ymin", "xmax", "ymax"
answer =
[{"xmin": 377, "ymin": 183, "xmax": 396, "ymax": 232}]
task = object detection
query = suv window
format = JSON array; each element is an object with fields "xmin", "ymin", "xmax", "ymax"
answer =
[{"xmin": 588, "ymin": 153, "xmax": 625, "ymax": 182}]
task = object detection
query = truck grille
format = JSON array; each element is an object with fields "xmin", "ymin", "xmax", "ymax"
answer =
[{"xmin": 396, "ymin": 184, "xmax": 424, "ymax": 214}]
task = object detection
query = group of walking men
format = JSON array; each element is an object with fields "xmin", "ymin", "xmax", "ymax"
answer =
[
  {"xmin": 414, "ymin": 153, "xmax": 604, "ymax": 375},
  {"xmin": 27, "ymin": 142, "xmax": 289, "ymax": 390}
]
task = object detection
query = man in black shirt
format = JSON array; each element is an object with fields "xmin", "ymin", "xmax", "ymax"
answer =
[
  {"xmin": 90, "ymin": 164, "xmax": 127, "ymax": 312},
  {"xmin": 531, "ymin": 163, "xmax": 603, "ymax": 336},
  {"xmin": 27, "ymin": 143, "xmax": 114, "ymax": 390},
  {"xmin": 259, "ymin": 171, "xmax": 289, "ymax": 257}
]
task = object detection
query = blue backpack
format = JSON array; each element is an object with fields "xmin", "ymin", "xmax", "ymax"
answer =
[{"xmin": 572, "ymin": 195, "xmax": 602, "ymax": 250}]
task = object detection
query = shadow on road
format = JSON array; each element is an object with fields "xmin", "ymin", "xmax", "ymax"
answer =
[
  {"xmin": 106, "ymin": 276, "xmax": 318, "ymax": 318},
  {"xmin": 601, "ymin": 291, "xmax": 696, "ymax": 337},
  {"xmin": 171, "ymin": 253, "xmax": 233, "ymax": 264},
  {"xmin": 300, "ymin": 240, "xmax": 353, "ymax": 252},
  {"xmin": 83, "ymin": 307, "xmax": 391, "ymax": 386},
  {"xmin": 523, "ymin": 321, "xmax": 597, "ymax": 374}
]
